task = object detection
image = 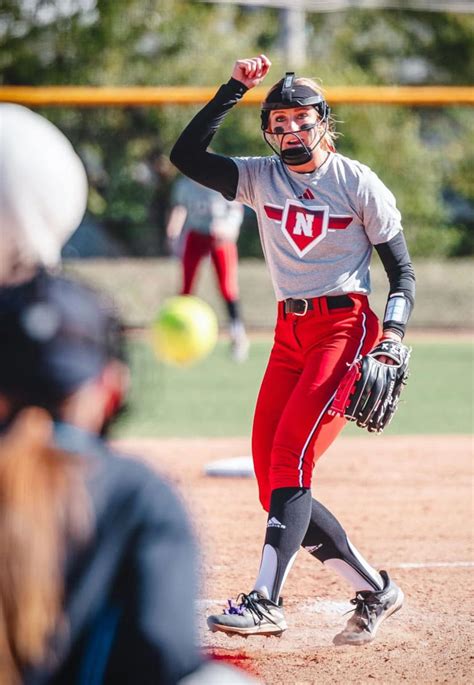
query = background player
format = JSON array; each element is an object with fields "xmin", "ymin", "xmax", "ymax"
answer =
[
  {"xmin": 170, "ymin": 55, "xmax": 416, "ymax": 645},
  {"xmin": 166, "ymin": 174, "xmax": 249, "ymax": 362}
]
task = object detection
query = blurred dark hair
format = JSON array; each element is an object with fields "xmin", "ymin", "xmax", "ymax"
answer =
[{"xmin": 0, "ymin": 270, "xmax": 126, "ymax": 419}]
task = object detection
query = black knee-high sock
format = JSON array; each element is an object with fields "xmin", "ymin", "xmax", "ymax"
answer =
[
  {"xmin": 301, "ymin": 498, "xmax": 383, "ymax": 591},
  {"xmin": 225, "ymin": 299, "xmax": 240, "ymax": 322},
  {"xmin": 254, "ymin": 487, "xmax": 312, "ymax": 603}
]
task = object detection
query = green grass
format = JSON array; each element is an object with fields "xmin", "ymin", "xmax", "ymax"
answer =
[
  {"xmin": 67, "ymin": 257, "xmax": 474, "ymax": 331},
  {"xmin": 112, "ymin": 339, "xmax": 473, "ymax": 438}
]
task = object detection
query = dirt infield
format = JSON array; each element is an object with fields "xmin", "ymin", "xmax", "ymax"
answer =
[{"xmin": 115, "ymin": 435, "xmax": 473, "ymax": 684}]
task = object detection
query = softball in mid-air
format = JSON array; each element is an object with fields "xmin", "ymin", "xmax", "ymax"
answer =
[{"xmin": 151, "ymin": 295, "xmax": 218, "ymax": 367}]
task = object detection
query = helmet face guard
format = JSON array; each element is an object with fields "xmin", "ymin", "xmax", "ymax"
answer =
[{"xmin": 261, "ymin": 72, "xmax": 331, "ymax": 166}]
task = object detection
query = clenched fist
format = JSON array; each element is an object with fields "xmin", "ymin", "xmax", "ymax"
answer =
[{"xmin": 231, "ymin": 54, "xmax": 272, "ymax": 89}]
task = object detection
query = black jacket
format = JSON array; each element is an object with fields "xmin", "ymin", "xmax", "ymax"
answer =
[{"xmin": 22, "ymin": 423, "xmax": 202, "ymax": 685}]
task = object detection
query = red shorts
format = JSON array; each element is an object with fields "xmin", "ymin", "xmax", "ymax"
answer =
[
  {"xmin": 251, "ymin": 294, "xmax": 381, "ymax": 511},
  {"xmin": 181, "ymin": 230, "xmax": 239, "ymax": 303}
]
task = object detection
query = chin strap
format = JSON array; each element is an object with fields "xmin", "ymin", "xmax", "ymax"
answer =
[{"xmin": 263, "ymin": 119, "xmax": 330, "ymax": 167}]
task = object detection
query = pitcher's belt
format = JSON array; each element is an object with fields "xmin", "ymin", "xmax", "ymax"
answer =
[{"xmin": 283, "ymin": 295, "xmax": 354, "ymax": 316}]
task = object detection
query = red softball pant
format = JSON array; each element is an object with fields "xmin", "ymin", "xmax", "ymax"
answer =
[
  {"xmin": 252, "ymin": 294, "xmax": 381, "ymax": 512},
  {"xmin": 181, "ymin": 230, "xmax": 239, "ymax": 302}
]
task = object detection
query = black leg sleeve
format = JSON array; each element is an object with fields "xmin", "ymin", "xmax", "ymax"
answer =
[
  {"xmin": 302, "ymin": 498, "xmax": 381, "ymax": 590},
  {"xmin": 263, "ymin": 487, "xmax": 312, "ymax": 602},
  {"xmin": 225, "ymin": 299, "xmax": 240, "ymax": 322}
]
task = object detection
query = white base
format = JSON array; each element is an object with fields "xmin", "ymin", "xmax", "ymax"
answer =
[{"xmin": 204, "ymin": 456, "xmax": 255, "ymax": 478}]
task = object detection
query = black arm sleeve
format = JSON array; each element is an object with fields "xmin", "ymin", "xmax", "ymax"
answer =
[
  {"xmin": 170, "ymin": 78, "xmax": 248, "ymax": 200},
  {"xmin": 374, "ymin": 231, "xmax": 416, "ymax": 338}
]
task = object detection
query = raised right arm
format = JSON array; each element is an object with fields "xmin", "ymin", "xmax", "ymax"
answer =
[
  {"xmin": 170, "ymin": 79, "xmax": 246, "ymax": 200},
  {"xmin": 170, "ymin": 55, "xmax": 271, "ymax": 200}
]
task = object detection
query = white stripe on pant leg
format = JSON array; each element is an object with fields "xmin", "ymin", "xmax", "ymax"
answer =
[
  {"xmin": 297, "ymin": 313, "xmax": 367, "ymax": 488},
  {"xmin": 297, "ymin": 391, "xmax": 338, "ymax": 488},
  {"xmin": 353, "ymin": 311, "xmax": 367, "ymax": 360}
]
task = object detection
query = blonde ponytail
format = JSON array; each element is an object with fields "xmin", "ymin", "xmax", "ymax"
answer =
[
  {"xmin": 0, "ymin": 408, "xmax": 91, "ymax": 684},
  {"xmin": 296, "ymin": 78, "xmax": 338, "ymax": 152}
]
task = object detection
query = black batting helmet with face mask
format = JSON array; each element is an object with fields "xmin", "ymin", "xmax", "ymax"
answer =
[{"xmin": 261, "ymin": 72, "xmax": 331, "ymax": 166}]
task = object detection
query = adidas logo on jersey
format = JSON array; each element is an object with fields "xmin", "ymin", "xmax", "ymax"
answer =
[{"xmin": 267, "ymin": 517, "xmax": 286, "ymax": 529}]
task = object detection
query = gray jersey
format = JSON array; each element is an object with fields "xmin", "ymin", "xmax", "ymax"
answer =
[
  {"xmin": 232, "ymin": 152, "xmax": 402, "ymax": 301},
  {"xmin": 172, "ymin": 176, "xmax": 243, "ymax": 238}
]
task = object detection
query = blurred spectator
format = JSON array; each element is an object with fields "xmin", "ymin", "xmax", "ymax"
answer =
[
  {"xmin": 0, "ymin": 108, "xmax": 258, "ymax": 684},
  {"xmin": 0, "ymin": 273, "xmax": 203, "ymax": 684},
  {"xmin": 0, "ymin": 272, "xmax": 258, "ymax": 685}
]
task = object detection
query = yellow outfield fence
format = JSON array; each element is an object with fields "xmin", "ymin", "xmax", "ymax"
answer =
[{"xmin": 1, "ymin": 85, "xmax": 473, "ymax": 107}]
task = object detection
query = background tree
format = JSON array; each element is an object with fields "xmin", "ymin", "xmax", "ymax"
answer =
[{"xmin": 0, "ymin": 1, "xmax": 472, "ymax": 257}]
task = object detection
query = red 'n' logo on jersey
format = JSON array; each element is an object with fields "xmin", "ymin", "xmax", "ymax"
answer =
[{"xmin": 264, "ymin": 199, "xmax": 352, "ymax": 258}]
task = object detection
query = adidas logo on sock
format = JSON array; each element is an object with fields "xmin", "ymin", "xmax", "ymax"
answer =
[{"xmin": 267, "ymin": 517, "xmax": 286, "ymax": 529}]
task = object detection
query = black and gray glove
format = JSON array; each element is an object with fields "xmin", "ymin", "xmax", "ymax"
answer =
[{"xmin": 330, "ymin": 340, "xmax": 411, "ymax": 433}]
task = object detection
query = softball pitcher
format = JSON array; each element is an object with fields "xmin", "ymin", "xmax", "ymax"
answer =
[{"xmin": 171, "ymin": 55, "xmax": 415, "ymax": 646}]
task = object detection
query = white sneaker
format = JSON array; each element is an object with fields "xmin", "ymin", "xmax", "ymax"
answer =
[
  {"xmin": 207, "ymin": 591, "xmax": 287, "ymax": 636},
  {"xmin": 231, "ymin": 333, "xmax": 249, "ymax": 362},
  {"xmin": 333, "ymin": 570, "xmax": 404, "ymax": 646},
  {"xmin": 229, "ymin": 321, "xmax": 249, "ymax": 362}
]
